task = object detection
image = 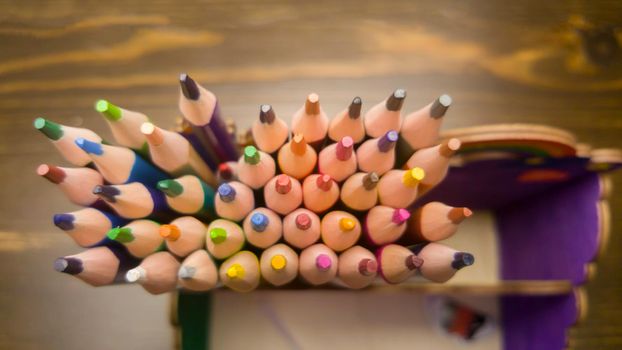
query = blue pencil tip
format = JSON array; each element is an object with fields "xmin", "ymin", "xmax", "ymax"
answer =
[
  {"xmin": 217, "ymin": 183, "xmax": 236, "ymax": 203},
  {"xmin": 74, "ymin": 137, "xmax": 103, "ymax": 155},
  {"xmin": 53, "ymin": 213, "xmax": 75, "ymax": 231},
  {"xmin": 250, "ymin": 213, "xmax": 269, "ymax": 232}
]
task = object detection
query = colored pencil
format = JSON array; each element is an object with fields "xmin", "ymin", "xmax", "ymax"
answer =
[
  {"xmin": 291, "ymin": 93, "xmax": 329, "ymax": 150},
  {"xmin": 214, "ymin": 181, "xmax": 255, "ymax": 222},
  {"xmin": 404, "ymin": 202, "xmax": 472, "ymax": 243},
  {"xmin": 364, "ymin": 206, "xmax": 410, "ymax": 246},
  {"xmin": 37, "ymin": 164, "xmax": 105, "ymax": 208},
  {"xmin": 219, "ymin": 250, "xmax": 260, "ymax": 292},
  {"xmin": 282, "ymin": 208, "xmax": 321, "ymax": 250},
  {"xmin": 277, "ymin": 134, "xmax": 318, "ymax": 180},
  {"xmin": 141, "ymin": 122, "xmax": 217, "ymax": 187},
  {"xmin": 328, "ymin": 97, "xmax": 365, "ymax": 144},
  {"xmin": 318, "ymin": 136, "xmax": 357, "ymax": 182},
  {"xmin": 377, "ymin": 167, "xmax": 425, "ymax": 208},
  {"xmin": 320, "ymin": 211, "xmax": 361, "ymax": 252},
  {"xmin": 252, "ymin": 104, "xmax": 289, "ymax": 154},
  {"xmin": 363, "ymin": 89, "xmax": 406, "ymax": 138},
  {"xmin": 161, "ymin": 216, "xmax": 206, "ymax": 258},
  {"xmin": 157, "ymin": 175, "xmax": 216, "ymax": 219},
  {"xmin": 178, "ymin": 73, "xmax": 239, "ymax": 161},
  {"xmin": 237, "ymin": 145, "xmax": 276, "ymax": 190},
  {"xmin": 54, "ymin": 245, "xmax": 140, "ymax": 286},
  {"xmin": 242, "ymin": 207, "xmax": 283, "ymax": 249},
  {"xmin": 126, "ymin": 251, "xmax": 180, "ymax": 295},
  {"xmin": 95, "ymin": 99, "xmax": 150, "ymax": 158},
  {"xmin": 412, "ymin": 242, "xmax": 474, "ymax": 283},
  {"xmin": 264, "ymin": 174, "xmax": 303, "ymax": 215},
  {"xmin": 34, "ymin": 117, "xmax": 103, "ymax": 167},
  {"xmin": 403, "ymin": 138, "xmax": 461, "ymax": 188},
  {"xmin": 302, "ymin": 174, "xmax": 340, "ymax": 213},
  {"xmin": 53, "ymin": 208, "xmax": 127, "ymax": 248},
  {"xmin": 299, "ymin": 243, "xmax": 338, "ymax": 286},
  {"xmin": 396, "ymin": 94, "xmax": 452, "ymax": 165},
  {"xmin": 260, "ymin": 243, "xmax": 299, "ymax": 287},
  {"xmin": 356, "ymin": 130, "xmax": 398, "ymax": 175},
  {"xmin": 74, "ymin": 137, "xmax": 167, "ymax": 188},
  {"xmin": 337, "ymin": 246, "xmax": 378, "ymax": 289},
  {"xmin": 217, "ymin": 161, "xmax": 238, "ymax": 184},
  {"xmin": 93, "ymin": 182, "xmax": 174, "ymax": 220},
  {"xmin": 205, "ymin": 219, "xmax": 245, "ymax": 260},
  {"xmin": 106, "ymin": 219, "xmax": 163, "ymax": 258},
  {"xmin": 178, "ymin": 249, "xmax": 219, "ymax": 292},
  {"xmin": 376, "ymin": 244, "xmax": 423, "ymax": 284},
  {"xmin": 339, "ymin": 172, "xmax": 379, "ymax": 211}
]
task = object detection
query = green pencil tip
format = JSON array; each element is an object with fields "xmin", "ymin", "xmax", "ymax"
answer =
[
  {"xmin": 34, "ymin": 117, "xmax": 63, "ymax": 141},
  {"xmin": 209, "ymin": 228, "xmax": 227, "ymax": 244},
  {"xmin": 244, "ymin": 146, "xmax": 260, "ymax": 165},
  {"xmin": 107, "ymin": 227, "xmax": 135, "ymax": 243},
  {"xmin": 95, "ymin": 99, "xmax": 122, "ymax": 121},
  {"xmin": 157, "ymin": 179, "xmax": 184, "ymax": 197}
]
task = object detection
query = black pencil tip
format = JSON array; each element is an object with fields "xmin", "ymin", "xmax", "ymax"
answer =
[
  {"xmin": 348, "ymin": 97, "xmax": 362, "ymax": 119},
  {"xmin": 452, "ymin": 252, "xmax": 474, "ymax": 270},
  {"xmin": 259, "ymin": 104, "xmax": 276, "ymax": 124},
  {"xmin": 93, "ymin": 185, "xmax": 120, "ymax": 203},
  {"xmin": 179, "ymin": 73, "xmax": 200, "ymax": 100},
  {"xmin": 386, "ymin": 89, "xmax": 406, "ymax": 111},
  {"xmin": 430, "ymin": 94, "xmax": 452, "ymax": 119},
  {"xmin": 54, "ymin": 257, "xmax": 83, "ymax": 275}
]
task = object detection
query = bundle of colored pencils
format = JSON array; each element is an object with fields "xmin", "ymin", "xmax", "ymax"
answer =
[{"xmin": 36, "ymin": 74, "xmax": 474, "ymax": 294}]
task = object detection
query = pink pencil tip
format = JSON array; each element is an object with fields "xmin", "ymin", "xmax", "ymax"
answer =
[
  {"xmin": 316, "ymin": 254, "xmax": 332, "ymax": 271},
  {"xmin": 392, "ymin": 208, "xmax": 410, "ymax": 225},
  {"xmin": 336, "ymin": 136, "xmax": 354, "ymax": 161},
  {"xmin": 295, "ymin": 213, "xmax": 312, "ymax": 230},
  {"xmin": 316, "ymin": 174, "xmax": 333, "ymax": 191},
  {"xmin": 275, "ymin": 174, "xmax": 292, "ymax": 194}
]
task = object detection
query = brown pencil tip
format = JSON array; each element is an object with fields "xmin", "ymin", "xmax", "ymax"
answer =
[
  {"xmin": 362, "ymin": 172, "xmax": 380, "ymax": 190},
  {"xmin": 305, "ymin": 93, "xmax": 320, "ymax": 115},
  {"xmin": 37, "ymin": 164, "xmax": 66, "ymax": 184},
  {"xmin": 259, "ymin": 104, "xmax": 276, "ymax": 124},
  {"xmin": 386, "ymin": 89, "xmax": 406, "ymax": 111},
  {"xmin": 179, "ymin": 73, "xmax": 200, "ymax": 100},
  {"xmin": 348, "ymin": 97, "xmax": 362, "ymax": 119},
  {"xmin": 316, "ymin": 174, "xmax": 333, "ymax": 191},
  {"xmin": 430, "ymin": 94, "xmax": 452, "ymax": 119},
  {"xmin": 358, "ymin": 258, "xmax": 378, "ymax": 276},
  {"xmin": 448, "ymin": 207, "xmax": 473, "ymax": 224},
  {"xmin": 405, "ymin": 255, "xmax": 424, "ymax": 270},
  {"xmin": 290, "ymin": 134, "xmax": 307, "ymax": 156}
]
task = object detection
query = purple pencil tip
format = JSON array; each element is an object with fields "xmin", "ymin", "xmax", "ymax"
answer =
[{"xmin": 53, "ymin": 213, "xmax": 75, "ymax": 231}]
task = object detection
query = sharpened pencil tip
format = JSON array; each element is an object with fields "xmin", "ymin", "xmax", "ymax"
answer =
[
  {"xmin": 348, "ymin": 97, "xmax": 362, "ymax": 119},
  {"xmin": 250, "ymin": 212, "xmax": 269, "ymax": 232},
  {"xmin": 362, "ymin": 172, "xmax": 380, "ymax": 190},
  {"xmin": 74, "ymin": 138, "xmax": 103, "ymax": 155},
  {"xmin": 107, "ymin": 227, "xmax": 135, "ymax": 243},
  {"xmin": 295, "ymin": 213, "xmax": 312, "ymax": 230},
  {"xmin": 316, "ymin": 254, "xmax": 332, "ymax": 271},
  {"xmin": 452, "ymin": 252, "xmax": 474, "ymax": 270},
  {"xmin": 93, "ymin": 185, "xmax": 120, "ymax": 203},
  {"xmin": 179, "ymin": 73, "xmax": 200, "ymax": 100},
  {"xmin": 217, "ymin": 183, "xmax": 236, "ymax": 203},
  {"xmin": 178, "ymin": 266, "xmax": 196, "ymax": 279},
  {"xmin": 126, "ymin": 267, "xmax": 146, "ymax": 283},
  {"xmin": 37, "ymin": 164, "xmax": 66, "ymax": 184},
  {"xmin": 53, "ymin": 213, "xmax": 75, "ymax": 231},
  {"xmin": 386, "ymin": 89, "xmax": 406, "ymax": 111},
  {"xmin": 270, "ymin": 255, "xmax": 287, "ymax": 270},
  {"xmin": 54, "ymin": 257, "xmax": 83, "ymax": 275},
  {"xmin": 259, "ymin": 104, "xmax": 276, "ymax": 124},
  {"xmin": 430, "ymin": 94, "xmax": 452, "ymax": 119},
  {"xmin": 34, "ymin": 117, "xmax": 63, "ymax": 140},
  {"xmin": 95, "ymin": 99, "xmax": 123, "ymax": 121},
  {"xmin": 157, "ymin": 179, "xmax": 184, "ymax": 197}
]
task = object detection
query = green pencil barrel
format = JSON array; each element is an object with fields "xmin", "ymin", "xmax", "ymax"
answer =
[{"xmin": 178, "ymin": 292, "xmax": 212, "ymax": 350}]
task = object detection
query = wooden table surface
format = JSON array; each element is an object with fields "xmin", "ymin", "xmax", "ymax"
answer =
[{"xmin": 1, "ymin": 1, "xmax": 621, "ymax": 349}]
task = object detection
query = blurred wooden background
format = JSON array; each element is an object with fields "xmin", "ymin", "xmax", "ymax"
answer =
[{"xmin": 0, "ymin": 0, "xmax": 621, "ymax": 349}]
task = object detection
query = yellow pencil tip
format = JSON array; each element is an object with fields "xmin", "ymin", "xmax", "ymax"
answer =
[
  {"xmin": 403, "ymin": 167, "xmax": 425, "ymax": 187},
  {"xmin": 226, "ymin": 264, "xmax": 245, "ymax": 279},
  {"xmin": 270, "ymin": 255, "xmax": 287, "ymax": 270},
  {"xmin": 339, "ymin": 217, "xmax": 356, "ymax": 231}
]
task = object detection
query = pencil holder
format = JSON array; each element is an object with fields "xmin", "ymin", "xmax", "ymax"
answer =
[{"xmin": 175, "ymin": 123, "xmax": 621, "ymax": 350}]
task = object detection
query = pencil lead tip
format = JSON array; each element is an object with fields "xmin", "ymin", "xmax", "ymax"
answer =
[
  {"xmin": 270, "ymin": 254, "xmax": 287, "ymax": 270},
  {"xmin": 226, "ymin": 263, "xmax": 245, "ymax": 279},
  {"xmin": 243, "ymin": 145, "xmax": 260, "ymax": 165},
  {"xmin": 178, "ymin": 266, "xmax": 196, "ymax": 279},
  {"xmin": 275, "ymin": 174, "xmax": 292, "ymax": 194},
  {"xmin": 295, "ymin": 213, "xmax": 312, "ymax": 230},
  {"xmin": 37, "ymin": 164, "xmax": 66, "ymax": 184},
  {"xmin": 430, "ymin": 94, "xmax": 452, "ymax": 119},
  {"xmin": 157, "ymin": 179, "xmax": 184, "ymax": 197},
  {"xmin": 452, "ymin": 252, "xmax": 474, "ymax": 270},
  {"xmin": 392, "ymin": 208, "xmax": 410, "ymax": 225},
  {"xmin": 336, "ymin": 136, "xmax": 354, "ymax": 161},
  {"xmin": 34, "ymin": 117, "xmax": 63, "ymax": 140},
  {"xmin": 362, "ymin": 172, "xmax": 380, "ymax": 190},
  {"xmin": 290, "ymin": 134, "xmax": 307, "ymax": 155},
  {"xmin": 107, "ymin": 227, "xmax": 135, "ymax": 243},
  {"xmin": 217, "ymin": 163, "xmax": 234, "ymax": 181},
  {"xmin": 74, "ymin": 137, "xmax": 103, "ymax": 155},
  {"xmin": 93, "ymin": 185, "xmax": 120, "ymax": 203},
  {"xmin": 316, "ymin": 174, "xmax": 333, "ymax": 191},
  {"xmin": 250, "ymin": 212, "xmax": 269, "ymax": 232},
  {"xmin": 95, "ymin": 99, "xmax": 122, "ymax": 121},
  {"xmin": 386, "ymin": 89, "xmax": 406, "ymax": 111},
  {"xmin": 348, "ymin": 97, "xmax": 362, "ymax": 119},
  {"xmin": 403, "ymin": 167, "xmax": 425, "ymax": 187},
  {"xmin": 54, "ymin": 257, "xmax": 83, "ymax": 275},
  {"xmin": 305, "ymin": 93, "xmax": 320, "ymax": 115},
  {"xmin": 259, "ymin": 104, "xmax": 276, "ymax": 124},
  {"xmin": 315, "ymin": 254, "xmax": 332, "ymax": 271},
  {"xmin": 160, "ymin": 224, "xmax": 181, "ymax": 241},
  {"xmin": 217, "ymin": 183, "xmax": 236, "ymax": 202},
  {"xmin": 377, "ymin": 130, "xmax": 398, "ymax": 152},
  {"xmin": 339, "ymin": 217, "xmax": 356, "ymax": 231},
  {"xmin": 141, "ymin": 122, "xmax": 164, "ymax": 146},
  {"xmin": 125, "ymin": 266, "xmax": 147, "ymax": 283},
  {"xmin": 53, "ymin": 213, "xmax": 75, "ymax": 231},
  {"xmin": 358, "ymin": 258, "xmax": 378, "ymax": 276},
  {"xmin": 405, "ymin": 255, "xmax": 424, "ymax": 270},
  {"xmin": 209, "ymin": 227, "xmax": 227, "ymax": 244},
  {"xmin": 179, "ymin": 73, "xmax": 200, "ymax": 100}
]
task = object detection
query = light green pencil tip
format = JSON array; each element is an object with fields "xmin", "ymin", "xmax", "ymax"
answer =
[
  {"xmin": 157, "ymin": 179, "xmax": 184, "ymax": 197},
  {"xmin": 34, "ymin": 117, "xmax": 63, "ymax": 140},
  {"xmin": 243, "ymin": 146, "xmax": 260, "ymax": 165},
  {"xmin": 209, "ymin": 228, "xmax": 227, "ymax": 244},
  {"xmin": 107, "ymin": 227, "xmax": 135, "ymax": 243},
  {"xmin": 95, "ymin": 99, "xmax": 122, "ymax": 121}
]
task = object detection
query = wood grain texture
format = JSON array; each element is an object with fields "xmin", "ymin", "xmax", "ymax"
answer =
[{"xmin": 0, "ymin": 0, "xmax": 621, "ymax": 349}]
